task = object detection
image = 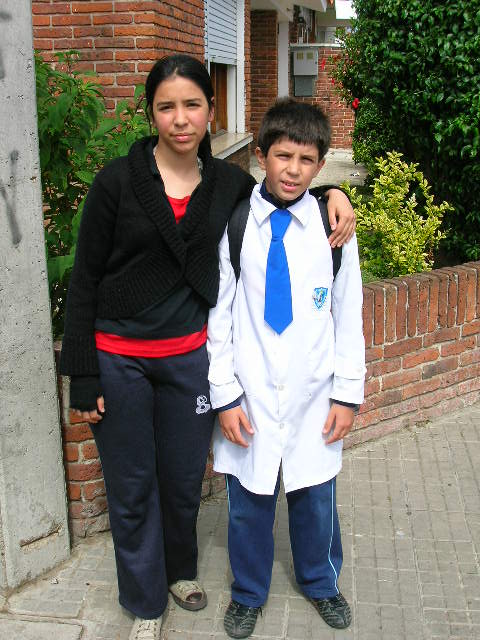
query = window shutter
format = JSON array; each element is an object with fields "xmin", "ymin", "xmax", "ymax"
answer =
[{"xmin": 205, "ymin": 0, "xmax": 237, "ymax": 65}]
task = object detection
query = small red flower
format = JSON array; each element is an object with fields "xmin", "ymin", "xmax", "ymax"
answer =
[
  {"xmin": 331, "ymin": 77, "xmax": 335, "ymax": 85},
  {"xmin": 320, "ymin": 58, "xmax": 326, "ymax": 71},
  {"xmin": 352, "ymin": 97, "xmax": 360, "ymax": 109}
]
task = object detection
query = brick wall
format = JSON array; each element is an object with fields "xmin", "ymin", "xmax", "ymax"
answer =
[
  {"xmin": 244, "ymin": 0, "xmax": 251, "ymax": 133},
  {"xmin": 32, "ymin": 0, "xmax": 204, "ymax": 110},
  {"xmin": 250, "ymin": 10, "xmax": 278, "ymax": 145},
  {"xmin": 350, "ymin": 262, "xmax": 480, "ymax": 447},
  {"xmin": 55, "ymin": 262, "xmax": 480, "ymax": 540},
  {"xmin": 56, "ymin": 262, "xmax": 480, "ymax": 540}
]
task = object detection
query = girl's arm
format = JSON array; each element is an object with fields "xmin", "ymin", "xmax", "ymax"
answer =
[{"xmin": 324, "ymin": 188, "xmax": 356, "ymax": 247}]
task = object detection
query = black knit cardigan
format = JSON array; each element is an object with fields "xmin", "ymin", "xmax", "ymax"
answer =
[{"xmin": 59, "ymin": 136, "xmax": 257, "ymax": 377}]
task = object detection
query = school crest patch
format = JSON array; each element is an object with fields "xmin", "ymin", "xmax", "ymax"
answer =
[{"xmin": 312, "ymin": 287, "xmax": 328, "ymax": 310}]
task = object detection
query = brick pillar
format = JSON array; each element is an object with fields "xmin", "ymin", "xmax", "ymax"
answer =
[
  {"xmin": 32, "ymin": 0, "xmax": 205, "ymax": 111},
  {"xmin": 250, "ymin": 10, "xmax": 278, "ymax": 145}
]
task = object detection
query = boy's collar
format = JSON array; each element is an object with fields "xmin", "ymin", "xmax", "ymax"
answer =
[
  {"xmin": 251, "ymin": 184, "xmax": 311, "ymax": 227},
  {"xmin": 259, "ymin": 179, "xmax": 306, "ymax": 209}
]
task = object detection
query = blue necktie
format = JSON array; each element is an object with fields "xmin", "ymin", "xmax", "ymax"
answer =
[{"xmin": 264, "ymin": 209, "xmax": 292, "ymax": 333}]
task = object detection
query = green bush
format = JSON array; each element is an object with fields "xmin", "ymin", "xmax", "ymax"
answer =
[
  {"xmin": 332, "ymin": 0, "xmax": 480, "ymax": 261},
  {"xmin": 35, "ymin": 51, "xmax": 149, "ymax": 336},
  {"xmin": 342, "ymin": 152, "xmax": 451, "ymax": 280}
]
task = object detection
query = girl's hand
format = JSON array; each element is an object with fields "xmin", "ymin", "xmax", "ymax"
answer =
[
  {"xmin": 72, "ymin": 396, "xmax": 105, "ymax": 424},
  {"xmin": 323, "ymin": 403, "xmax": 354, "ymax": 444},
  {"xmin": 218, "ymin": 406, "xmax": 254, "ymax": 448},
  {"xmin": 324, "ymin": 189, "xmax": 356, "ymax": 247}
]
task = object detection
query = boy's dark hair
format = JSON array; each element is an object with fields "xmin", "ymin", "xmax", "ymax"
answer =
[{"xmin": 257, "ymin": 98, "xmax": 331, "ymax": 159}]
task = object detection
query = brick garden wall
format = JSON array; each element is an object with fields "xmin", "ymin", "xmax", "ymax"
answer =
[
  {"xmin": 55, "ymin": 262, "xmax": 480, "ymax": 541},
  {"xmin": 32, "ymin": 0, "xmax": 205, "ymax": 110}
]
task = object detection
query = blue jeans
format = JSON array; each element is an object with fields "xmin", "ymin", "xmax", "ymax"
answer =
[{"xmin": 226, "ymin": 473, "xmax": 342, "ymax": 607}]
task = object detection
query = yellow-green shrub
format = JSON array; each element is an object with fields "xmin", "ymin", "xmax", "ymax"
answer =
[{"xmin": 342, "ymin": 152, "xmax": 451, "ymax": 280}]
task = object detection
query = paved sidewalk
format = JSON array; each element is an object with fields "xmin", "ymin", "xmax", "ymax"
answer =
[{"xmin": 2, "ymin": 403, "xmax": 480, "ymax": 639}]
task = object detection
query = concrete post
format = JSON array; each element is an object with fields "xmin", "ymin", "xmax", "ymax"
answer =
[{"xmin": 0, "ymin": 0, "xmax": 70, "ymax": 601}]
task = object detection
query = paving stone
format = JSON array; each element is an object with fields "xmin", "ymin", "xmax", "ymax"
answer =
[{"xmin": 0, "ymin": 619, "xmax": 83, "ymax": 640}]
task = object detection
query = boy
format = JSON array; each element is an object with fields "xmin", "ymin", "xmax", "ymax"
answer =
[{"xmin": 207, "ymin": 99, "xmax": 365, "ymax": 639}]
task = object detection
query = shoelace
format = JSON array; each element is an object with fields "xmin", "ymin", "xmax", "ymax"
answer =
[{"xmin": 134, "ymin": 618, "xmax": 160, "ymax": 640}]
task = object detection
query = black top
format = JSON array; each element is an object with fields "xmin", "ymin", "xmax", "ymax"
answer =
[{"xmin": 60, "ymin": 135, "xmax": 256, "ymax": 379}]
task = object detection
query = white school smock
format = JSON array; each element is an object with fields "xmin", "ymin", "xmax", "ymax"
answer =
[{"xmin": 207, "ymin": 185, "xmax": 365, "ymax": 495}]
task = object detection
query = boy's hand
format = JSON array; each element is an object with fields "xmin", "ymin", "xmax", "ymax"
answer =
[
  {"xmin": 72, "ymin": 395, "xmax": 105, "ymax": 424},
  {"xmin": 324, "ymin": 189, "xmax": 356, "ymax": 247},
  {"xmin": 323, "ymin": 403, "xmax": 354, "ymax": 444},
  {"xmin": 218, "ymin": 406, "xmax": 254, "ymax": 448}
]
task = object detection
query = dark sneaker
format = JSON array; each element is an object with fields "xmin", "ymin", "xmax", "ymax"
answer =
[
  {"xmin": 310, "ymin": 592, "xmax": 352, "ymax": 629},
  {"xmin": 224, "ymin": 600, "xmax": 261, "ymax": 639}
]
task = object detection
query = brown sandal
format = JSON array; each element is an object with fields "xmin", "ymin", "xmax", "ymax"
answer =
[{"xmin": 169, "ymin": 579, "xmax": 208, "ymax": 611}]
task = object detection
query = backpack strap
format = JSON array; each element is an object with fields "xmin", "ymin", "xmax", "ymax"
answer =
[
  {"xmin": 317, "ymin": 197, "xmax": 342, "ymax": 280},
  {"xmin": 228, "ymin": 197, "xmax": 251, "ymax": 281}
]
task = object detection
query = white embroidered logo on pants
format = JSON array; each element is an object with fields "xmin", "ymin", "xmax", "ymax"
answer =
[{"xmin": 196, "ymin": 395, "xmax": 211, "ymax": 414}]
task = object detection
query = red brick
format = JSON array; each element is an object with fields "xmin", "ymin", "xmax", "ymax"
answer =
[
  {"xmin": 443, "ymin": 270, "xmax": 459, "ymax": 327},
  {"xmin": 403, "ymin": 347, "xmax": 439, "ymax": 369},
  {"xmin": 34, "ymin": 38, "xmax": 54, "ymax": 50},
  {"xmin": 407, "ymin": 278, "xmax": 419, "ymax": 336},
  {"xmin": 457, "ymin": 376, "xmax": 480, "ymax": 395},
  {"xmin": 460, "ymin": 266, "xmax": 477, "ymax": 322},
  {"xmin": 52, "ymin": 14, "xmax": 92, "ymax": 26},
  {"xmin": 436, "ymin": 270, "xmax": 449, "ymax": 327},
  {"xmin": 417, "ymin": 275, "xmax": 430, "ymax": 334},
  {"xmin": 384, "ymin": 283, "xmax": 396, "ymax": 342},
  {"xmin": 423, "ymin": 326, "xmax": 461, "ymax": 347},
  {"xmin": 371, "ymin": 357, "xmax": 401, "ymax": 377},
  {"xmin": 67, "ymin": 483, "xmax": 82, "ymax": 501},
  {"xmin": 93, "ymin": 14, "xmax": 133, "ymax": 24},
  {"xmin": 462, "ymin": 319, "xmax": 480, "ymax": 337},
  {"xmin": 72, "ymin": 2, "xmax": 113, "ymax": 13},
  {"xmin": 33, "ymin": 15, "xmax": 51, "ymax": 26},
  {"xmin": 116, "ymin": 73, "xmax": 146, "ymax": 85},
  {"xmin": 54, "ymin": 38, "xmax": 94, "ymax": 49},
  {"xmin": 364, "ymin": 378, "xmax": 381, "ymax": 397},
  {"xmin": 64, "ymin": 422, "xmax": 94, "ymax": 442},
  {"xmin": 69, "ymin": 496, "xmax": 108, "ymax": 519},
  {"xmin": 81, "ymin": 442, "xmax": 99, "ymax": 460},
  {"xmin": 66, "ymin": 461, "xmax": 103, "ymax": 482},
  {"xmin": 419, "ymin": 385, "xmax": 457, "ymax": 408},
  {"xmin": 73, "ymin": 26, "xmax": 113, "ymax": 37},
  {"xmin": 422, "ymin": 356, "xmax": 458, "ymax": 380},
  {"xmin": 361, "ymin": 388, "xmax": 403, "ymax": 412},
  {"xmin": 95, "ymin": 37, "xmax": 135, "ymax": 48},
  {"xmin": 365, "ymin": 346, "xmax": 383, "ymax": 362},
  {"xmin": 460, "ymin": 349, "xmax": 480, "ymax": 366},
  {"xmin": 33, "ymin": 3, "xmax": 70, "ymax": 14},
  {"xmin": 83, "ymin": 480, "xmax": 106, "ymax": 501},
  {"xmin": 115, "ymin": 25, "xmax": 160, "ymax": 37},
  {"xmin": 427, "ymin": 274, "xmax": 440, "ymax": 332},
  {"xmin": 384, "ymin": 336, "xmax": 423, "ymax": 358},
  {"xmin": 64, "ymin": 443, "xmax": 79, "ymax": 462},
  {"xmin": 440, "ymin": 336, "xmax": 476, "ymax": 357},
  {"xmin": 456, "ymin": 267, "xmax": 468, "ymax": 324},
  {"xmin": 395, "ymin": 279, "xmax": 408, "ymax": 339},
  {"xmin": 114, "ymin": 1, "xmax": 159, "ymax": 11},
  {"xmin": 401, "ymin": 377, "xmax": 442, "ymax": 400},
  {"xmin": 96, "ymin": 62, "xmax": 135, "ymax": 72},
  {"xmin": 369, "ymin": 284, "xmax": 385, "ymax": 345},
  {"xmin": 441, "ymin": 362, "xmax": 480, "ymax": 385},
  {"xmin": 36, "ymin": 27, "xmax": 72, "ymax": 38},
  {"xmin": 382, "ymin": 368, "xmax": 421, "ymax": 391},
  {"xmin": 103, "ymin": 86, "xmax": 135, "ymax": 97}
]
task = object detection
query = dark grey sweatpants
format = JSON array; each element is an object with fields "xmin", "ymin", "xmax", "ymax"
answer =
[{"xmin": 91, "ymin": 346, "xmax": 214, "ymax": 619}]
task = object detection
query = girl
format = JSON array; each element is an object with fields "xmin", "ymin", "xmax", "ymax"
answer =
[{"xmin": 60, "ymin": 54, "xmax": 355, "ymax": 640}]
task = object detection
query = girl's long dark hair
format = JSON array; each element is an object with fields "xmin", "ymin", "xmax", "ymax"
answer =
[{"xmin": 145, "ymin": 54, "xmax": 214, "ymax": 159}]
